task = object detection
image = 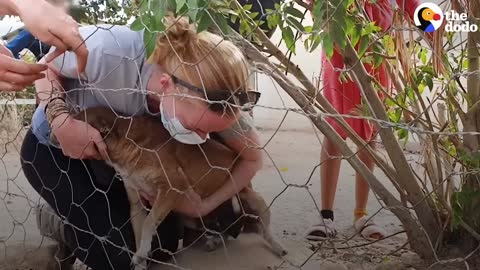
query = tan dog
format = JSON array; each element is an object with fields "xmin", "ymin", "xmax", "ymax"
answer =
[{"xmin": 70, "ymin": 106, "xmax": 287, "ymax": 269}]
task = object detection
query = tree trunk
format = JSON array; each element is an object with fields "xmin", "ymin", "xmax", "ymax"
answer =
[{"xmin": 461, "ymin": 0, "xmax": 480, "ymax": 252}]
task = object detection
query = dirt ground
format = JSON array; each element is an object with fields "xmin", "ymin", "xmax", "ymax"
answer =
[
  {"xmin": 0, "ymin": 61, "xmax": 463, "ymax": 270},
  {"xmin": 0, "ymin": 110, "xmax": 454, "ymax": 270}
]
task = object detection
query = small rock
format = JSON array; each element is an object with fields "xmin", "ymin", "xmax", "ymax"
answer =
[
  {"xmin": 345, "ymin": 262, "xmax": 363, "ymax": 270},
  {"xmin": 400, "ymin": 251, "xmax": 422, "ymax": 266},
  {"xmin": 321, "ymin": 262, "xmax": 349, "ymax": 270},
  {"xmin": 375, "ymin": 260, "xmax": 406, "ymax": 270}
]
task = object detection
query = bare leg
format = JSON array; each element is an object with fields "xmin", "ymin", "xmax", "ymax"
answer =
[
  {"xmin": 320, "ymin": 138, "xmax": 342, "ymax": 210},
  {"xmin": 354, "ymin": 141, "xmax": 384, "ymax": 239},
  {"xmin": 305, "ymin": 138, "xmax": 343, "ymax": 240},
  {"xmin": 354, "ymin": 141, "xmax": 376, "ymax": 216}
]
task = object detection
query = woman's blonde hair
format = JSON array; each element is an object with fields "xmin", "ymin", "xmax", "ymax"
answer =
[{"xmin": 148, "ymin": 15, "xmax": 250, "ymax": 111}]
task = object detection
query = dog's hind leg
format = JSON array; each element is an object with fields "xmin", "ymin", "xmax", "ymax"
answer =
[
  {"xmin": 240, "ymin": 191, "xmax": 287, "ymax": 257},
  {"xmin": 132, "ymin": 190, "xmax": 181, "ymax": 269},
  {"xmin": 258, "ymin": 220, "xmax": 288, "ymax": 257}
]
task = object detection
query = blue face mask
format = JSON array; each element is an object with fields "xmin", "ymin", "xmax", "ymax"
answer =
[{"xmin": 160, "ymin": 100, "xmax": 209, "ymax": 145}]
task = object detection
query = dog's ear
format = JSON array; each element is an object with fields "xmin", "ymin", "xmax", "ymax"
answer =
[
  {"xmin": 98, "ymin": 124, "xmax": 111, "ymax": 136},
  {"xmin": 97, "ymin": 116, "xmax": 113, "ymax": 133}
]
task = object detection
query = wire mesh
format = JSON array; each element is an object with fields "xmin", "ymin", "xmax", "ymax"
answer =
[{"xmin": 0, "ymin": 0, "xmax": 480, "ymax": 270}]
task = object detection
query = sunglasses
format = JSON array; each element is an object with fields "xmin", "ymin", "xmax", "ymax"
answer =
[{"xmin": 171, "ymin": 75, "xmax": 261, "ymax": 112}]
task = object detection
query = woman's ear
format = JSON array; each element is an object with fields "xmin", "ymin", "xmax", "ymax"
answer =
[{"xmin": 158, "ymin": 73, "xmax": 175, "ymax": 93}]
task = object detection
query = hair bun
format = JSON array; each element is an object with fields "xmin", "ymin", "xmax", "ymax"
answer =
[{"xmin": 162, "ymin": 15, "xmax": 197, "ymax": 53}]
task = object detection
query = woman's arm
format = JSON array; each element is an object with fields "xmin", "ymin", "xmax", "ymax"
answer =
[
  {"xmin": 34, "ymin": 58, "xmax": 108, "ymax": 160},
  {"xmin": 201, "ymin": 129, "xmax": 264, "ymax": 215},
  {"xmin": 172, "ymin": 126, "xmax": 264, "ymax": 217}
]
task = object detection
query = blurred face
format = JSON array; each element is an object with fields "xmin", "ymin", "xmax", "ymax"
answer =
[
  {"xmin": 147, "ymin": 71, "xmax": 239, "ymax": 140},
  {"xmin": 173, "ymin": 98, "xmax": 238, "ymax": 139}
]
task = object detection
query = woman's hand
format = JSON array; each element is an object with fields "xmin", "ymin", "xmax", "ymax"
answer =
[
  {"xmin": 51, "ymin": 113, "xmax": 109, "ymax": 160},
  {"xmin": 174, "ymin": 189, "xmax": 208, "ymax": 218},
  {"xmin": 0, "ymin": 44, "xmax": 47, "ymax": 91},
  {"xmin": 138, "ymin": 188, "xmax": 208, "ymax": 218}
]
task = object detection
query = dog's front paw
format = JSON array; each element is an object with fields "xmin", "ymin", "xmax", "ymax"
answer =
[
  {"xmin": 204, "ymin": 234, "xmax": 224, "ymax": 252},
  {"xmin": 132, "ymin": 254, "xmax": 147, "ymax": 270},
  {"xmin": 271, "ymin": 241, "xmax": 288, "ymax": 257}
]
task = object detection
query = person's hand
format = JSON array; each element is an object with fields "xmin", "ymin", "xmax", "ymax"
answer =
[
  {"xmin": 51, "ymin": 113, "xmax": 109, "ymax": 160},
  {"xmin": 15, "ymin": 0, "xmax": 88, "ymax": 73},
  {"xmin": 174, "ymin": 189, "xmax": 207, "ymax": 218},
  {"xmin": 0, "ymin": 44, "xmax": 47, "ymax": 91},
  {"xmin": 138, "ymin": 188, "xmax": 207, "ymax": 217}
]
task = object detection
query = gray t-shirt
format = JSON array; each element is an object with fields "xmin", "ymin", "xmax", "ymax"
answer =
[{"xmin": 31, "ymin": 24, "xmax": 254, "ymax": 145}]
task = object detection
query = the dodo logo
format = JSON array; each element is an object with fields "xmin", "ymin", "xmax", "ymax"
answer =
[{"xmin": 414, "ymin": 3, "xmax": 444, "ymax": 32}]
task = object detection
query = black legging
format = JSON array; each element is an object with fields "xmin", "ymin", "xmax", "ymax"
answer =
[{"xmin": 20, "ymin": 129, "xmax": 181, "ymax": 270}]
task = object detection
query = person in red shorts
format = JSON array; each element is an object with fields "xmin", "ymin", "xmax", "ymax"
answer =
[{"xmin": 305, "ymin": 0, "xmax": 422, "ymax": 241}]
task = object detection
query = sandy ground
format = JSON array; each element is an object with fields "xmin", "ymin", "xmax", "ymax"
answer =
[{"xmin": 0, "ymin": 112, "xmax": 424, "ymax": 270}]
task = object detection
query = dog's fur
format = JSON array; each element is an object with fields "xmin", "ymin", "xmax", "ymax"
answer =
[{"xmin": 71, "ymin": 107, "xmax": 287, "ymax": 269}]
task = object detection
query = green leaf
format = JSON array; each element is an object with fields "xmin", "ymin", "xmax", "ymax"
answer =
[
  {"xmin": 398, "ymin": 128, "xmax": 408, "ymax": 140},
  {"xmin": 243, "ymin": 4, "xmax": 253, "ymax": 11},
  {"xmin": 350, "ymin": 24, "xmax": 362, "ymax": 46},
  {"xmin": 130, "ymin": 17, "xmax": 145, "ymax": 31},
  {"xmin": 419, "ymin": 48, "xmax": 427, "ymax": 64},
  {"xmin": 425, "ymin": 76, "xmax": 434, "ymax": 90},
  {"xmin": 152, "ymin": 15, "xmax": 165, "ymax": 32},
  {"xmin": 322, "ymin": 34, "xmax": 334, "ymax": 58},
  {"xmin": 358, "ymin": 35, "xmax": 370, "ymax": 57},
  {"xmin": 139, "ymin": 0, "xmax": 149, "ymax": 14},
  {"xmin": 372, "ymin": 44, "xmax": 383, "ymax": 68},
  {"xmin": 330, "ymin": 25, "xmax": 347, "ymax": 50},
  {"xmin": 405, "ymin": 86, "xmax": 416, "ymax": 101},
  {"xmin": 187, "ymin": 0, "xmax": 199, "ymax": 21},
  {"xmin": 230, "ymin": 14, "xmax": 238, "ymax": 24},
  {"xmin": 286, "ymin": 16, "xmax": 304, "ymax": 32},
  {"xmin": 239, "ymin": 19, "xmax": 251, "ymax": 35},
  {"xmin": 418, "ymin": 83, "xmax": 425, "ymax": 94},
  {"xmin": 176, "ymin": 0, "xmax": 186, "ymax": 13},
  {"xmin": 247, "ymin": 11, "xmax": 259, "ymax": 19},
  {"xmin": 345, "ymin": 17, "xmax": 354, "ymax": 36},
  {"xmin": 284, "ymin": 6, "xmax": 304, "ymax": 18},
  {"xmin": 312, "ymin": 0, "xmax": 324, "ymax": 30},
  {"xmin": 197, "ymin": 11, "xmax": 212, "ymax": 33},
  {"xmin": 143, "ymin": 29, "xmax": 157, "ymax": 59},
  {"xmin": 281, "ymin": 26, "xmax": 296, "ymax": 53},
  {"xmin": 266, "ymin": 12, "xmax": 279, "ymax": 29},
  {"xmin": 212, "ymin": 13, "xmax": 230, "ymax": 34},
  {"xmin": 310, "ymin": 33, "xmax": 322, "ymax": 52},
  {"xmin": 385, "ymin": 97, "xmax": 394, "ymax": 107},
  {"xmin": 393, "ymin": 108, "xmax": 402, "ymax": 122},
  {"xmin": 304, "ymin": 38, "xmax": 309, "ymax": 50},
  {"xmin": 304, "ymin": 26, "xmax": 313, "ymax": 33}
]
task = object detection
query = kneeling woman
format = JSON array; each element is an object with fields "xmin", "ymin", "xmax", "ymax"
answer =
[{"xmin": 21, "ymin": 15, "xmax": 263, "ymax": 269}]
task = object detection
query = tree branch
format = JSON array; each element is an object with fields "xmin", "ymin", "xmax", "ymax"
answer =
[{"xmin": 343, "ymin": 41, "xmax": 441, "ymax": 246}]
